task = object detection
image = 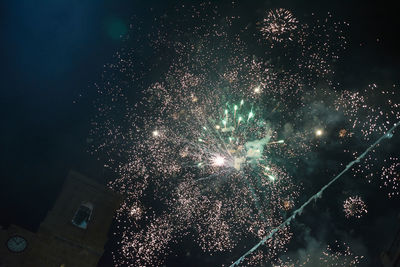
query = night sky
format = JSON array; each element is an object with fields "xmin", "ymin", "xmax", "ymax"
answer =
[{"xmin": 1, "ymin": 1, "xmax": 400, "ymax": 266}]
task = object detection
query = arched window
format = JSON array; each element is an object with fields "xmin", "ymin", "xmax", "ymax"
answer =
[{"xmin": 71, "ymin": 202, "xmax": 93, "ymax": 229}]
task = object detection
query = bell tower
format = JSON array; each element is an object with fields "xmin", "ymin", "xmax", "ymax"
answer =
[{"xmin": 0, "ymin": 170, "xmax": 122, "ymax": 267}]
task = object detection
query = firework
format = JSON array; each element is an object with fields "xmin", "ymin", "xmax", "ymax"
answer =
[
  {"xmin": 274, "ymin": 241, "xmax": 364, "ymax": 266},
  {"xmin": 260, "ymin": 8, "xmax": 299, "ymax": 44},
  {"xmin": 90, "ymin": 3, "xmax": 399, "ymax": 266},
  {"xmin": 230, "ymin": 120, "xmax": 399, "ymax": 266},
  {"xmin": 335, "ymin": 84, "xmax": 400, "ymax": 197},
  {"xmin": 343, "ymin": 196, "xmax": 368, "ymax": 219},
  {"xmin": 381, "ymin": 157, "xmax": 400, "ymax": 198}
]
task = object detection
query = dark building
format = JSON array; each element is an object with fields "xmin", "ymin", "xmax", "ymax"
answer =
[{"xmin": 0, "ymin": 171, "xmax": 122, "ymax": 267}]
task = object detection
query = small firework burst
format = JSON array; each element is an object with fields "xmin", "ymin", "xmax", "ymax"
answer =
[
  {"xmin": 339, "ymin": 129, "xmax": 347, "ymax": 138},
  {"xmin": 282, "ymin": 199, "xmax": 294, "ymax": 211},
  {"xmin": 343, "ymin": 196, "xmax": 368, "ymax": 219},
  {"xmin": 129, "ymin": 202, "xmax": 143, "ymax": 221},
  {"xmin": 260, "ymin": 8, "xmax": 298, "ymax": 44}
]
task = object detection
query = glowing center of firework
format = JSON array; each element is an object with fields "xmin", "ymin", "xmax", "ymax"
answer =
[
  {"xmin": 212, "ymin": 155, "xmax": 225, "ymax": 167},
  {"xmin": 315, "ymin": 129, "xmax": 323, "ymax": 136},
  {"xmin": 152, "ymin": 130, "xmax": 160, "ymax": 137}
]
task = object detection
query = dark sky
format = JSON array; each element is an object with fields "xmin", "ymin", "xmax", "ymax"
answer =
[
  {"xmin": 1, "ymin": 1, "xmax": 400, "ymax": 266},
  {"xmin": 0, "ymin": 0, "xmax": 157, "ymax": 227}
]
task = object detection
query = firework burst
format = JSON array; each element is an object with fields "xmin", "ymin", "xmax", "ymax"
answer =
[
  {"xmin": 260, "ymin": 8, "xmax": 299, "ymax": 45},
  {"xmin": 90, "ymin": 3, "xmax": 399, "ymax": 266},
  {"xmin": 343, "ymin": 196, "xmax": 368, "ymax": 219}
]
